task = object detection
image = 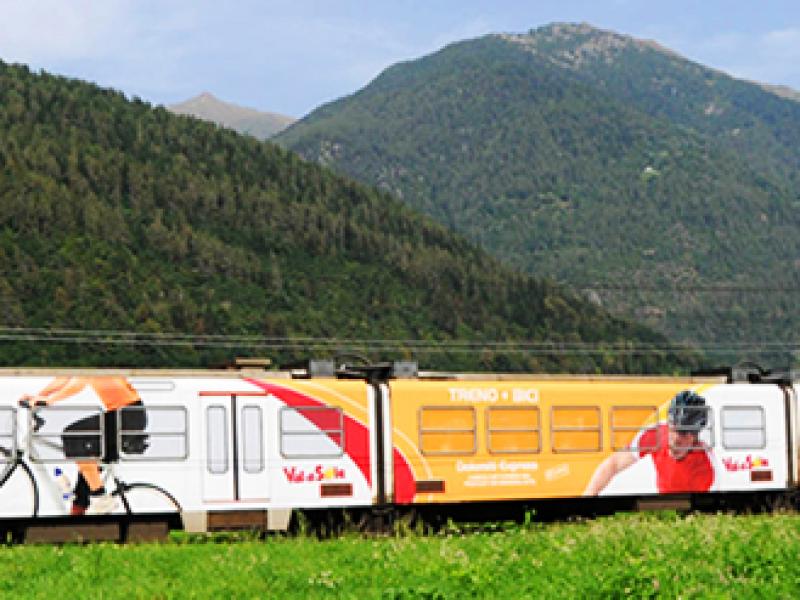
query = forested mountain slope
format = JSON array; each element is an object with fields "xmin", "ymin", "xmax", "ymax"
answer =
[
  {"xmin": 277, "ymin": 23, "xmax": 800, "ymax": 365},
  {"xmin": 0, "ymin": 60, "xmax": 688, "ymax": 371}
]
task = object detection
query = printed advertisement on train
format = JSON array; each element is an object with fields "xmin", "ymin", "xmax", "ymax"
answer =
[{"xmin": 388, "ymin": 380, "xmax": 787, "ymax": 504}]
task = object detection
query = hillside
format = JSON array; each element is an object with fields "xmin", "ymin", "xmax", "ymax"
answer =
[
  {"xmin": 277, "ymin": 23, "xmax": 800, "ymax": 365},
  {"xmin": 0, "ymin": 60, "xmax": 689, "ymax": 372},
  {"xmin": 168, "ymin": 92, "xmax": 295, "ymax": 139},
  {"xmin": 762, "ymin": 84, "xmax": 800, "ymax": 104}
]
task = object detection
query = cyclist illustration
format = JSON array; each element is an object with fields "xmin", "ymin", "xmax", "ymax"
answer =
[
  {"xmin": 19, "ymin": 376, "xmax": 147, "ymax": 515},
  {"xmin": 584, "ymin": 390, "xmax": 716, "ymax": 495}
]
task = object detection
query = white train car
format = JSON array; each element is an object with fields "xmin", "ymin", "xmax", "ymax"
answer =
[{"xmin": 0, "ymin": 367, "xmax": 379, "ymax": 541}]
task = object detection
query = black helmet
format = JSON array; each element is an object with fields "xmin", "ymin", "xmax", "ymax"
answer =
[{"xmin": 668, "ymin": 390, "xmax": 707, "ymax": 432}]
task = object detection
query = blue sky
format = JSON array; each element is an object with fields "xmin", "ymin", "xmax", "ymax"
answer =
[{"xmin": 1, "ymin": 1, "xmax": 799, "ymax": 117}]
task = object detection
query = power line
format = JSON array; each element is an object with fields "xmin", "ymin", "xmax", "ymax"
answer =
[
  {"xmin": 574, "ymin": 284, "xmax": 800, "ymax": 292},
  {"xmin": 0, "ymin": 327, "xmax": 796, "ymax": 356},
  {"xmin": 2, "ymin": 266, "xmax": 800, "ymax": 294},
  {"xmin": 0, "ymin": 326, "xmax": 798, "ymax": 346}
]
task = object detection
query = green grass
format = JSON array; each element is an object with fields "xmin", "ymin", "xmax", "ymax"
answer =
[{"xmin": 1, "ymin": 512, "xmax": 799, "ymax": 598}]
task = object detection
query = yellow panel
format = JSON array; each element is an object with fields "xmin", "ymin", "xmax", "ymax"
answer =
[
  {"xmin": 387, "ymin": 378, "xmax": 719, "ymax": 503},
  {"xmin": 611, "ymin": 406, "xmax": 657, "ymax": 428},
  {"xmin": 420, "ymin": 407, "xmax": 475, "ymax": 430},
  {"xmin": 489, "ymin": 431, "xmax": 540, "ymax": 453},
  {"xmin": 488, "ymin": 407, "xmax": 539, "ymax": 430},
  {"xmin": 552, "ymin": 407, "xmax": 600, "ymax": 428},
  {"xmin": 611, "ymin": 430, "xmax": 637, "ymax": 451},
  {"xmin": 421, "ymin": 431, "xmax": 475, "ymax": 454},
  {"xmin": 611, "ymin": 428, "xmax": 661, "ymax": 451},
  {"xmin": 553, "ymin": 430, "xmax": 601, "ymax": 452}
]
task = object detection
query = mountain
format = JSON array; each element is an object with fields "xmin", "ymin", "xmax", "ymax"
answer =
[
  {"xmin": 762, "ymin": 84, "xmax": 800, "ymax": 104},
  {"xmin": 168, "ymin": 92, "xmax": 295, "ymax": 139},
  {"xmin": 276, "ymin": 22, "xmax": 800, "ymax": 365},
  {"xmin": 0, "ymin": 59, "xmax": 690, "ymax": 372}
]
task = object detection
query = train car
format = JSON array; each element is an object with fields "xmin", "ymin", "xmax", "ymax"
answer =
[
  {"xmin": 383, "ymin": 371, "xmax": 798, "ymax": 513},
  {"xmin": 0, "ymin": 367, "xmax": 378, "ymax": 541}
]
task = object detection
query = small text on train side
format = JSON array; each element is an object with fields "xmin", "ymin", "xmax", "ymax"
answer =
[
  {"xmin": 283, "ymin": 465, "xmax": 346, "ymax": 483},
  {"xmin": 447, "ymin": 387, "xmax": 539, "ymax": 404}
]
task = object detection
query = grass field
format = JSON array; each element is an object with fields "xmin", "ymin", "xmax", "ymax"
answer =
[{"xmin": 1, "ymin": 511, "xmax": 799, "ymax": 598}]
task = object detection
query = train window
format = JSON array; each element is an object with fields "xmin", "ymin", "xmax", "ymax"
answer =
[
  {"xmin": 30, "ymin": 405, "xmax": 104, "ymax": 462},
  {"xmin": 551, "ymin": 406, "xmax": 601, "ymax": 453},
  {"xmin": 119, "ymin": 405, "xmax": 188, "ymax": 461},
  {"xmin": 0, "ymin": 407, "xmax": 15, "ymax": 461},
  {"xmin": 671, "ymin": 406, "xmax": 715, "ymax": 451},
  {"xmin": 419, "ymin": 407, "xmax": 477, "ymax": 455},
  {"xmin": 241, "ymin": 406, "xmax": 264, "ymax": 473},
  {"xmin": 610, "ymin": 406, "xmax": 659, "ymax": 452},
  {"xmin": 280, "ymin": 406, "xmax": 344, "ymax": 458},
  {"xmin": 206, "ymin": 405, "xmax": 229, "ymax": 474},
  {"xmin": 486, "ymin": 407, "xmax": 540, "ymax": 454},
  {"xmin": 722, "ymin": 406, "xmax": 766, "ymax": 449}
]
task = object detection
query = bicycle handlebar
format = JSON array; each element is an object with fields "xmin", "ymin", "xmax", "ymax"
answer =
[
  {"xmin": 18, "ymin": 398, "xmax": 48, "ymax": 409},
  {"xmin": 16, "ymin": 400, "xmax": 47, "ymax": 432},
  {"xmin": 32, "ymin": 413, "xmax": 45, "ymax": 432}
]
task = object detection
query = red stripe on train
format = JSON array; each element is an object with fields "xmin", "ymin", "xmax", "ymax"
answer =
[
  {"xmin": 246, "ymin": 380, "xmax": 372, "ymax": 486},
  {"xmin": 246, "ymin": 379, "xmax": 417, "ymax": 503},
  {"xmin": 393, "ymin": 447, "xmax": 416, "ymax": 504}
]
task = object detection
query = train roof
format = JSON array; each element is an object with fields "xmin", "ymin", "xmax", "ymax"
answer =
[
  {"xmin": 0, "ymin": 366, "xmax": 724, "ymax": 384},
  {"xmin": 0, "ymin": 359, "xmax": 794, "ymax": 384}
]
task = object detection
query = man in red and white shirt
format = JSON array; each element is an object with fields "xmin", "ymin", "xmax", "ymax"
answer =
[{"xmin": 584, "ymin": 390, "xmax": 715, "ymax": 495}]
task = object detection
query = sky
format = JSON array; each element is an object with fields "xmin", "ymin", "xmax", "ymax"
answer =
[{"xmin": 1, "ymin": 0, "xmax": 799, "ymax": 118}]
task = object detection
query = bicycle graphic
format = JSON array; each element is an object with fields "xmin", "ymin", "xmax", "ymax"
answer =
[{"xmin": 0, "ymin": 404, "xmax": 181, "ymax": 530}]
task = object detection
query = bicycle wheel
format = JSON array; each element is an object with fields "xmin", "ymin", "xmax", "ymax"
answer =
[
  {"xmin": 115, "ymin": 481, "xmax": 182, "ymax": 516},
  {"xmin": 0, "ymin": 458, "xmax": 39, "ymax": 518}
]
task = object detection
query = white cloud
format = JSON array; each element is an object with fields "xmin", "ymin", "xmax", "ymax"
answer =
[
  {"xmin": 761, "ymin": 27, "xmax": 800, "ymax": 57},
  {"xmin": 0, "ymin": 1, "xmax": 129, "ymax": 63},
  {"xmin": 0, "ymin": 0, "xmax": 212, "ymax": 102}
]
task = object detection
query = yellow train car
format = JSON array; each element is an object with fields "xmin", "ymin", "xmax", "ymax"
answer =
[{"xmin": 385, "ymin": 376, "xmax": 793, "ymax": 505}]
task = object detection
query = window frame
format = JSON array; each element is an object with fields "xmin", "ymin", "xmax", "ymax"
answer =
[
  {"xmin": 241, "ymin": 404, "xmax": 265, "ymax": 474},
  {"xmin": 118, "ymin": 404, "xmax": 189, "ymax": 462},
  {"xmin": 486, "ymin": 406, "xmax": 541, "ymax": 455},
  {"xmin": 206, "ymin": 404, "xmax": 229, "ymax": 475},
  {"xmin": 0, "ymin": 407, "xmax": 16, "ymax": 461},
  {"xmin": 550, "ymin": 405, "xmax": 602, "ymax": 453},
  {"xmin": 29, "ymin": 405, "xmax": 104, "ymax": 463},
  {"xmin": 279, "ymin": 405, "xmax": 345, "ymax": 459},
  {"xmin": 610, "ymin": 405, "xmax": 659, "ymax": 452},
  {"xmin": 721, "ymin": 405, "xmax": 766, "ymax": 450},
  {"xmin": 670, "ymin": 405, "xmax": 715, "ymax": 451},
  {"xmin": 418, "ymin": 406, "xmax": 477, "ymax": 456}
]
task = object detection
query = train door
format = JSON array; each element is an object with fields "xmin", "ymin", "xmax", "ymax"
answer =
[{"xmin": 200, "ymin": 394, "xmax": 269, "ymax": 503}]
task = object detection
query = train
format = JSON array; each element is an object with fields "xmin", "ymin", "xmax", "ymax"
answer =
[{"xmin": 0, "ymin": 360, "xmax": 797, "ymax": 542}]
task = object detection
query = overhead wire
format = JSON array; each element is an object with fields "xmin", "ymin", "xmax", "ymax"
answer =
[
  {"xmin": 2, "ymin": 266, "xmax": 800, "ymax": 294},
  {"xmin": 573, "ymin": 284, "xmax": 800, "ymax": 292},
  {"xmin": 0, "ymin": 326, "xmax": 796, "ymax": 356}
]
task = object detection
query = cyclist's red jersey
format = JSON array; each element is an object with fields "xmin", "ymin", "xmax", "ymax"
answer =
[{"xmin": 637, "ymin": 424, "xmax": 714, "ymax": 493}]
